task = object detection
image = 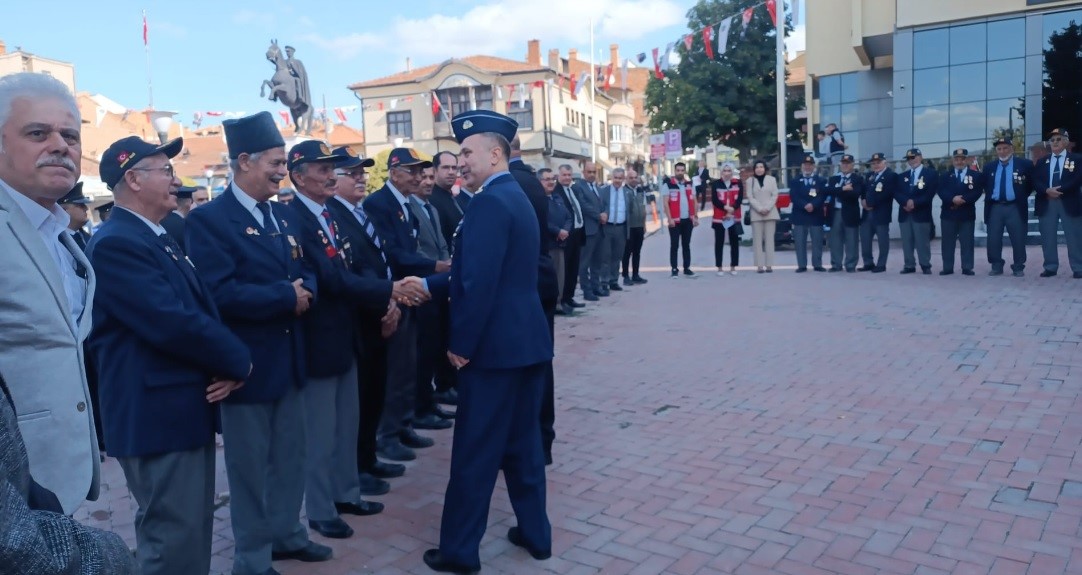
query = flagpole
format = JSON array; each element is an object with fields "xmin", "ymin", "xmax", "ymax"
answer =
[
  {"xmin": 589, "ymin": 18, "xmax": 597, "ymax": 163},
  {"xmin": 144, "ymin": 9, "xmax": 153, "ymax": 109},
  {"xmin": 775, "ymin": 0, "xmax": 787, "ymax": 186}
]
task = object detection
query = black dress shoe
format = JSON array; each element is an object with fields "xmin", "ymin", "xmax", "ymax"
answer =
[
  {"xmin": 872, "ymin": 267, "xmax": 886, "ymax": 273},
  {"xmin": 422, "ymin": 549, "xmax": 479, "ymax": 574},
  {"xmin": 507, "ymin": 526, "xmax": 552, "ymax": 560},
  {"xmin": 899, "ymin": 267, "xmax": 915, "ymax": 274},
  {"xmin": 845, "ymin": 268, "xmax": 856, "ymax": 273},
  {"xmin": 962, "ymin": 270, "xmax": 975, "ymax": 276},
  {"xmin": 431, "ymin": 404, "xmax": 455, "ymax": 420},
  {"xmin": 989, "ymin": 269, "xmax": 1003, "ymax": 276},
  {"xmin": 358, "ymin": 472, "xmax": 390, "ymax": 496},
  {"xmin": 608, "ymin": 282, "xmax": 623, "ymax": 291},
  {"xmin": 1040, "ymin": 270, "xmax": 1057, "ymax": 277},
  {"xmin": 859, "ymin": 265, "xmax": 875, "ymax": 271},
  {"xmin": 376, "ymin": 442, "xmax": 416, "ymax": 462},
  {"xmin": 583, "ymin": 293, "xmax": 599, "ymax": 301},
  {"xmin": 1074, "ymin": 271, "xmax": 1082, "ymax": 279},
  {"xmin": 939, "ymin": 270, "xmax": 954, "ymax": 276},
  {"xmin": 813, "ymin": 266, "xmax": 827, "ymax": 272},
  {"xmin": 560, "ymin": 303, "xmax": 575, "ymax": 316},
  {"xmin": 544, "ymin": 452, "xmax": 553, "ymax": 466},
  {"xmin": 1013, "ymin": 270, "xmax": 1024, "ymax": 277},
  {"xmin": 795, "ymin": 267, "xmax": 807, "ymax": 273},
  {"xmin": 622, "ymin": 276, "xmax": 634, "ymax": 286},
  {"xmin": 400, "ymin": 429, "xmax": 435, "ymax": 449},
  {"xmin": 683, "ymin": 269, "xmax": 696, "ymax": 276},
  {"xmin": 272, "ymin": 542, "xmax": 333, "ymax": 563},
  {"xmin": 335, "ymin": 500, "xmax": 384, "ymax": 516},
  {"xmin": 308, "ymin": 518, "xmax": 353, "ymax": 539},
  {"xmin": 553, "ymin": 305, "xmax": 567, "ymax": 315},
  {"xmin": 414, "ymin": 413, "xmax": 452, "ymax": 430},
  {"xmin": 632, "ymin": 276, "xmax": 648, "ymax": 284},
  {"xmin": 597, "ymin": 288, "xmax": 610, "ymax": 297},
  {"xmin": 566, "ymin": 299, "xmax": 586, "ymax": 308},
  {"xmin": 366, "ymin": 460, "xmax": 405, "ymax": 478},
  {"xmin": 433, "ymin": 388, "xmax": 458, "ymax": 406},
  {"xmin": 829, "ymin": 267, "xmax": 842, "ymax": 272},
  {"xmin": 922, "ymin": 267, "xmax": 932, "ymax": 275}
]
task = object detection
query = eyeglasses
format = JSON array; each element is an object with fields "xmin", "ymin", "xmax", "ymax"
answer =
[
  {"xmin": 131, "ymin": 165, "xmax": 175, "ymax": 178},
  {"xmin": 393, "ymin": 166, "xmax": 424, "ymax": 176},
  {"xmin": 540, "ymin": 177, "xmax": 556, "ymax": 182},
  {"xmin": 335, "ymin": 170, "xmax": 367, "ymax": 179},
  {"xmin": 1050, "ymin": 137, "xmax": 1066, "ymax": 143}
]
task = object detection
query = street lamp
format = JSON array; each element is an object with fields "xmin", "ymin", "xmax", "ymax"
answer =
[
  {"xmin": 204, "ymin": 168, "xmax": 214, "ymax": 199},
  {"xmin": 146, "ymin": 109, "xmax": 178, "ymax": 144}
]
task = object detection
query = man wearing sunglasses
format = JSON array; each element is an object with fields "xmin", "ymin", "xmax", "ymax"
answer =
[{"xmin": 1034, "ymin": 128, "xmax": 1082, "ymax": 277}]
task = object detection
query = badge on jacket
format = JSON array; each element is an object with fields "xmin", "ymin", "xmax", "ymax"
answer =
[
  {"xmin": 1067, "ymin": 159, "xmax": 1076, "ymax": 172},
  {"xmin": 287, "ymin": 235, "xmax": 302, "ymax": 260},
  {"xmin": 809, "ymin": 189, "xmax": 817, "ymax": 198},
  {"xmin": 875, "ymin": 182, "xmax": 883, "ymax": 193},
  {"xmin": 917, "ymin": 177, "xmax": 925, "ymax": 190}
]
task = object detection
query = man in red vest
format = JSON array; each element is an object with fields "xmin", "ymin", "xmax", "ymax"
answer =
[{"xmin": 661, "ymin": 162, "xmax": 699, "ymax": 278}]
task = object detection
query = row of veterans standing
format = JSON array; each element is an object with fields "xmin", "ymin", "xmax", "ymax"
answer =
[
  {"xmin": 0, "ymin": 71, "xmax": 555, "ymax": 575},
  {"xmin": 770, "ymin": 132, "xmax": 1080, "ymax": 277}
]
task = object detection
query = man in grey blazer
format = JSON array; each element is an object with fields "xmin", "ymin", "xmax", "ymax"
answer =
[
  {"xmin": 409, "ymin": 167, "xmax": 455, "ymax": 429},
  {"xmin": 599, "ymin": 168, "xmax": 634, "ymax": 293},
  {"xmin": 0, "ymin": 72, "xmax": 100, "ymax": 515},
  {"xmin": 573, "ymin": 161, "xmax": 608, "ymax": 301}
]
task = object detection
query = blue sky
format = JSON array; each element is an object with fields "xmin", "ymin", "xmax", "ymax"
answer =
[{"xmin": 3, "ymin": 0, "xmax": 803, "ymax": 130}]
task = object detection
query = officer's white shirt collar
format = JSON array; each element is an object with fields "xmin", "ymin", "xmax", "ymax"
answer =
[
  {"xmin": 459, "ymin": 189, "xmax": 475, "ymax": 198},
  {"xmin": 293, "ymin": 190, "xmax": 326, "ymax": 218},
  {"xmin": 4, "ymin": 178, "xmax": 70, "ymax": 233},
  {"xmin": 230, "ymin": 180, "xmax": 266, "ymax": 223},
  {"xmin": 114, "ymin": 205, "xmax": 167, "ymax": 235},
  {"xmin": 386, "ymin": 180, "xmax": 410, "ymax": 208},
  {"xmin": 333, "ymin": 194, "xmax": 359, "ymax": 211}
]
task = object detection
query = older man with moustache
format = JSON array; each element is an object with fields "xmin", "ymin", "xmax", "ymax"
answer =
[
  {"xmin": 285, "ymin": 140, "xmax": 428, "ymax": 540},
  {"xmin": 185, "ymin": 112, "xmax": 327, "ymax": 575},
  {"xmin": 0, "ymin": 72, "xmax": 101, "ymax": 515},
  {"xmin": 88, "ymin": 135, "xmax": 252, "ymax": 575},
  {"xmin": 325, "ymin": 147, "xmax": 407, "ymax": 495}
]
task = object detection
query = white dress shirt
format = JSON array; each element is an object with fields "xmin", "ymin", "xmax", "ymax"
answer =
[
  {"xmin": 293, "ymin": 191, "xmax": 336, "ymax": 245},
  {"xmin": 231, "ymin": 180, "xmax": 280, "ymax": 232}
]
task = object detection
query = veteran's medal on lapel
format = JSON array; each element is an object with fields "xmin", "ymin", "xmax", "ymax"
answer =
[{"xmin": 287, "ymin": 235, "xmax": 301, "ymax": 260}]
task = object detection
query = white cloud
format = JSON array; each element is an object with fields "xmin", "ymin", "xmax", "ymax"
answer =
[
  {"xmin": 233, "ymin": 10, "xmax": 276, "ymax": 28},
  {"xmin": 308, "ymin": 0, "xmax": 685, "ymax": 63}
]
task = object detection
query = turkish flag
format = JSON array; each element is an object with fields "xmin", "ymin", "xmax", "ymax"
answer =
[
  {"xmin": 703, "ymin": 26, "xmax": 715, "ymax": 59},
  {"xmin": 766, "ymin": 0, "xmax": 777, "ymax": 26},
  {"xmin": 652, "ymin": 47, "xmax": 663, "ymax": 79}
]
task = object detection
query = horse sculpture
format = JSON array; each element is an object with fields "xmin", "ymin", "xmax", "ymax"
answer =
[{"xmin": 260, "ymin": 39, "xmax": 313, "ymax": 135}]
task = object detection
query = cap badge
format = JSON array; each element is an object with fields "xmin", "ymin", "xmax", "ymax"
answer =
[
  {"xmin": 117, "ymin": 151, "xmax": 134, "ymax": 167},
  {"xmin": 462, "ymin": 120, "xmax": 473, "ymax": 130}
]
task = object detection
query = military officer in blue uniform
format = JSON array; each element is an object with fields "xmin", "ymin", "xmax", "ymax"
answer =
[
  {"xmin": 184, "ymin": 111, "xmax": 329, "ymax": 575},
  {"xmin": 983, "ymin": 138, "xmax": 1033, "ymax": 277},
  {"xmin": 896, "ymin": 148, "xmax": 938, "ymax": 274},
  {"xmin": 283, "ymin": 140, "xmax": 430, "ymax": 540},
  {"xmin": 788, "ymin": 154, "xmax": 827, "ymax": 272},
  {"xmin": 860, "ymin": 152, "xmax": 898, "ymax": 272},
  {"xmin": 824, "ymin": 154, "xmax": 864, "ymax": 272},
  {"xmin": 88, "ymin": 135, "xmax": 253, "ymax": 575},
  {"xmin": 1033, "ymin": 128, "xmax": 1082, "ymax": 277},
  {"xmin": 937, "ymin": 148, "xmax": 986, "ymax": 275},
  {"xmin": 422, "ymin": 110, "xmax": 554, "ymax": 574}
]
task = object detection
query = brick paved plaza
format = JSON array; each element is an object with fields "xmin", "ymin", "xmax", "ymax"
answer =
[{"xmin": 77, "ymin": 225, "xmax": 1082, "ymax": 575}]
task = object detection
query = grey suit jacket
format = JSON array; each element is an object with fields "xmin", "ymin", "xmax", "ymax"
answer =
[
  {"xmin": 0, "ymin": 374, "xmax": 134, "ymax": 574},
  {"xmin": 572, "ymin": 180, "xmax": 605, "ymax": 237},
  {"xmin": 0, "ymin": 184, "xmax": 100, "ymax": 514},
  {"xmin": 408, "ymin": 196, "xmax": 450, "ymax": 261}
]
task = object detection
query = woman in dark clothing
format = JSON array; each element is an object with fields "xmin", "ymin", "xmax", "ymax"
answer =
[{"xmin": 712, "ymin": 163, "xmax": 744, "ymax": 275}]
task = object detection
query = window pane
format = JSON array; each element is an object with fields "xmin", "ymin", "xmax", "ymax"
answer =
[
  {"xmin": 950, "ymin": 63, "xmax": 986, "ymax": 103},
  {"xmin": 913, "ymin": 106, "xmax": 949, "ymax": 142},
  {"xmin": 474, "ymin": 87, "xmax": 493, "ymax": 111},
  {"xmin": 840, "ymin": 73, "xmax": 858, "ymax": 103},
  {"xmin": 819, "ymin": 104, "xmax": 840, "ymax": 128},
  {"xmin": 949, "ymin": 102, "xmax": 986, "ymax": 141},
  {"xmin": 840, "ymin": 103, "xmax": 859, "ymax": 132},
  {"xmin": 950, "ymin": 139, "xmax": 988, "ymax": 157},
  {"xmin": 987, "ymin": 19, "xmax": 1024, "ymax": 61},
  {"xmin": 912, "ymin": 141, "xmax": 949, "ymax": 159},
  {"xmin": 987, "ymin": 58, "xmax": 1025, "ymax": 100},
  {"xmin": 913, "ymin": 67, "xmax": 949, "ymax": 106},
  {"xmin": 914, "ymin": 28, "xmax": 949, "ymax": 69},
  {"xmin": 819, "ymin": 75, "xmax": 841, "ymax": 105},
  {"xmin": 987, "ymin": 98, "xmax": 1024, "ymax": 141},
  {"xmin": 1043, "ymin": 9, "xmax": 1082, "ymax": 50},
  {"xmin": 950, "ymin": 23, "xmax": 986, "ymax": 65}
]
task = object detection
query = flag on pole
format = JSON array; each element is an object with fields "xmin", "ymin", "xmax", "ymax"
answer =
[
  {"xmin": 431, "ymin": 92, "xmax": 442, "ymax": 118},
  {"xmin": 741, "ymin": 7, "xmax": 754, "ymax": 38},
  {"xmin": 334, "ymin": 108, "xmax": 347, "ymax": 123},
  {"xmin": 621, "ymin": 59, "xmax": 629, "ymax": 91},
  {"xmin": 659, "ymin": 43, "xmax": 674, "ymax": 72},
  {"xmin": 389, "ymin": 98, "xmax": 398, "ymax": 110},
  {"xmin": 576, "ymin": 72, "xmax": 590, "ymax": 97},
  {"xmin": 651, "ymin": 47, "xmax": 663, "ymax": 79},
  {"xmin": 496, "ymin": 85, "xmax": 504, "ymax": 99},
  {"xmin": 703, "ymin": 25, "xmax": 715, "ymax": 59},
  {"xmin": 766, "ymin": 0, "xmax": 778, "ymax": 26},
  {"xmin": 603, "ymin": 63, "xmax": 613, "ymax": 91},
  {"xmin": 192, "ymin": 111, "xmax": 202, "ymax": 128},
  {"xmin": 205, "ymin": 111, "xmax": 223, "ymax": 116},
  {"xmin": 518, "ymin": 83, "xmax": 526, "ymax": 108},
  {"xmin": 683, "ymin": 35, "xmax": 694, "ymax": 52},
  {"xmin": 718, "ymin": 17, "xmax": 734, "ymax": 55},
  {"xmin": 636, "ymin": 52, "xmax": 647, "ymax": 64},
  {"xmin": 569, "ymin": 74, "xmax": 577, "ymax": 99},
  {"xmin": 143, "ymin": 11, "xmax": 148, "ymax": 46},
  {"xmin": 279, "ymin": 110, "xmax": 290, "ymax": 125}
]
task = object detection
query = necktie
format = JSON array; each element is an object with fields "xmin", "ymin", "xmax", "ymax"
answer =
[
  {"xmin": 956, "ymin": 170, "xmax": 962, "ymax": 180},
  {"xmin": 998, "ymin": 162, "xmax": 1008, "ymax": 201},
  {"xmin": 71, "ymin": 230, "xmax": 87, "ymax": 251},
  {"xmin": 423, "ymin": 202, "xmax": 438, "ymax": 233},
  {"xmin": 565, "ymin": 186, "xmax": 583, "ymax": 226},
  {"xmin": 1052, "ymin": 155, "xmax": 1062, "ymax": 187},
  {"xmin": 321, "ymin": 209, "xmax": 338, "ymax": 248},
  {"xmin": 590, "ymin": 183, "xmax": 598, "ymax": 198},
  {"xmin": 256, "ymin": 201, "xmax": 275, "ymax": 232},
  {"xmin": 354, "ymin": 205, "xmax": 391, "ymax": 278},
  {"xmin": 401, "ymin": 201, "xmax": 411, "ymax": 222}
]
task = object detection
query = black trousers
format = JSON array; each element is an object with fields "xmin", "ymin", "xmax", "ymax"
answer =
[
  {"xmin": 713, "ymin": 225, "xmax": 740, "ymax": 268},
  {"xmin": 84, "ymin": 341, "xmax": 105, "ymax": 451},
  {"xmin": 414, "ymin": 301, "xmax": 441, "ymax": 415},
  {"xmin": 561, "ymin": 228, "xmax": 584, "ymax": 303},
  {"xmin": 354, "ymin": 322, "xmax": 387, "ymax": 470},
  {"xmin": 622, "ymin": 226, "xmax": 646, "ymax": 278},
  {"xmin": 432, "ymin": 298, "xmax": 456, "ymax": 393},
  {"xmin": 669, "ymin": 219, "xmax": 694, "ymax": 272},
  {"xmin": 540, "ymin": 297, "xmax": 556, "ymax": 460}
]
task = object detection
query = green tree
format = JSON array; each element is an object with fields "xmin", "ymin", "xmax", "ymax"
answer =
[
  {"xmin": 366, "ymin": 149, "xmax": 393, "ymax": 193},
  {"xmin": 645, "ymin": 0, "xmax": 796, "ymax": 162},
  {"xmin": 1042, "ymin": 22, "xmax": 1082, "ymax": 141}
]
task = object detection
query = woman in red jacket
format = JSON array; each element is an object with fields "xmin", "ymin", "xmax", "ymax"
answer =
[{"xmin": 712, "ymin": 163, "xmax": 744, "ymax": 276}]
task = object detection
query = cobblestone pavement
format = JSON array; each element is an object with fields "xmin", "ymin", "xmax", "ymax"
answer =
[{"xmin": 78, "ymin": 224, "xmax": 1082, "ymax": 574}]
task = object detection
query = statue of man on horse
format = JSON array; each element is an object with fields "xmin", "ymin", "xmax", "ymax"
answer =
[{"xmin": 260, "ymin": 39, "xmax": 314, "ymax": 135}]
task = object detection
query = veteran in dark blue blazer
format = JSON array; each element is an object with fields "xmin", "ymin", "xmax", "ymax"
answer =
[
  {"xmin": 897, "ymin": 148, "xmax": 939, "ymax": 274},
  {"xmin": 87, "ymin": 135, "xmax": 252, "ymax": 575},
  {"xmin": 860, "ymin": 152, "xmax": 899, "ymax": 272},
  {"xmin": 937, "ymin": 148, "xmax": 986, "ymax": 275},
  {"xmin": 422, "ymin": 110, "xmax": 554, "ymax": 575},
  {"xmin": 788, "ymin": 154, "xmax": 828, "ymax": 272},
  {"xmin": 184, "ymin": 112, "xmax": 330, "ymax": 575},
  {"xmin": 1033, "ymin": 128, "xmax": 1082, "ymax": 277},
  {"xmin": 983, "ymin": 138, "xmax": 1033, "ymax": 276}
]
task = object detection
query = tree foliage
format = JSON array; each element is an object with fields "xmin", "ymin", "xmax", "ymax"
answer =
[
  {"xmin": 1043, "ymin": 22, "xmax": 1082, "ymax": 141},
  {"xmin": 645, "ymin": 0, "xmax": 798, "ymax": 162}
]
